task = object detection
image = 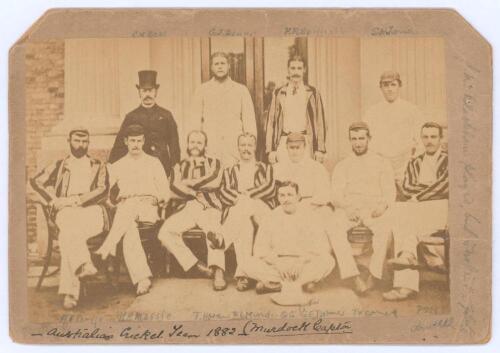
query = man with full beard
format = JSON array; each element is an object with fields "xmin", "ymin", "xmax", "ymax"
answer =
[
  {"xmin": 30, "ymin": 127, "xmax": 109, "ymax": 309},
  {"xmin": 188, "ymin": 52, "xmax": 256, "ymax": 166},
  {"xmin": 331, "ymin": 122, "xmax": 396, "ymax": 294},
  {"xmin": 158, "ymin": 130, "xmax": 227, "ymax": 290}
]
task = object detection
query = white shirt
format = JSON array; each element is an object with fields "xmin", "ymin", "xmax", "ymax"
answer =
[
  {"xmin": 418, "ymin": 148, "xmax": 442, "ymax": 185},
  {"xmin": 254, "ymin": 204, "xmax": 330, "ymax": 258},
  {"xmin": 274, "ymin": 157, "xmax": 330, "ymax": 205},
  {"xmin": 189, "ymin": 78, "xmax": 256, "ymax": 159},
  {"xmin": 66, "ymin": 155, "xmax": 93, "ymax": 196},
  {"xmin": 331, "ymin": 151, "xmax": 396, "ymax": 210},
  {"xmin": 283, "ymin": 83, "xmax": 309, "ymax": 133},
  {"xmin": 236, "ymin": 162, "xmax": 258, "ymax": 192},
  {"xmin": 363, "ymin": 98, "xmax": 424, "ymax": 180},
  {"xmin": 108, "ymin": 153, "xmax": 170, "ymax": 201}
]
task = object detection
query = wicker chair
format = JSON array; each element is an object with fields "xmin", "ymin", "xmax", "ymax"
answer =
[{"xmin": 29, "ymin": 200, "xmax": 114, "ymax": 291}]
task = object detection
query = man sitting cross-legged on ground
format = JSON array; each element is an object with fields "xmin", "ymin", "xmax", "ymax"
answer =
[
  {"xmin": 331, "ymin": 122, "xmax": 396, "ymax": 294},
  {"xmin": 158, "ymin": 130, "xmax": 227, "ymax": 291},
  {"xmin": 30, "ymin": 127, "xmax": 110, "ymax": 309},
  {"xmin": 240, "ymin": 181, "xmax": 335, "ymax": 294},
  {"xmin": 95, "ymin": 124, "xmax": 170, "ymax": 296},
  {"xmin": 219, "ymin": 133, "xmax": 276, "ymax": 291},
  {"xmin": 273, "ymin": 132, "xmax": 364, "ymax": 293},
  {"xmin": 384, "ymin": 122, "xmax": 449, "ymax": 301}
]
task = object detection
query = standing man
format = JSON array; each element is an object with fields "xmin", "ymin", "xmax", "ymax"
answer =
[
  {"xmin": 96, "ymin": 124, "xmax": 170, "ymax": 296},
  {"xmin": 30, "ymin": 127, "xmax": 109, "ymax": 309},
  {"xmin": 109, "ymin": 70, "xmax": 180, "ymax": 176},
  {"xmin": 266, "ymin": 55, "xmax": 327, "ymax": 164},
  {"xmin": 362, "ymin": 70, "xmax": 424, "ymax": 184},
  {"xmin": 384, "ymin": 122, "xmax": 449, "ymax": 301},
  {"xmin": 158, "ymin": 130, "xmax": 227, "ymax": 291},
  {"xmin": 219, "ymin": 133, "xmax": 276, "ymax": 291},
  {"xmin": 273, "ymin": 133, "xmax": 364, "ymax": 293},
  {"xmin": 331, "ymin": 122, "xmax": 396, "ymax": 293},
  {"xmin": 189, "ymin": 52, "xmax": 256, "ymax": 166},
  {"xmin": 241, "ymin": 181, "xmax": 335, "ymax": 294}
]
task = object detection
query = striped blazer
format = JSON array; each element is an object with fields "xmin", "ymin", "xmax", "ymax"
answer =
[
  {"xmin": 30, "ymin": 155, "xmax": 111, "ymax": 230},
  {"xmin": 219, "ymin": 162, "xmax": 276, "ymax": 221},
  {"xmin": 265, "ymin": 83, "xmax": 327, "ymax": 154},
  {"xmin": 401, "ymin": 150, "xmax": 448, "ymax": 201},
  {"xmin": 170, "ymin": 156, "xmax": 223, "ymax": 210}
]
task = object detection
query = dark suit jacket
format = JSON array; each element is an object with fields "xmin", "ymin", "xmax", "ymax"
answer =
[{"xmin": 109, "ymin": 104, "xmax": 180, "ymax": 176}]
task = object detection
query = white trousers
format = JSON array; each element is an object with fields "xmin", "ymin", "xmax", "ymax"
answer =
[
  {"xmin": 222, "ymin": 197, "xmax": 271, "ymax": 278},
  {"xmin": 99, "ymin": 198, "xmax": 154, "ymax": 285},
  {"xmin": 392, "ymin": 200, "xmax": 448, "ymax": 292},
  {"xmin": 333, "ymin": 207, "xmax": 393, "ymax": 279},
  {"xmin": 158, "ymin": 201, "xmax": 225, "ymax": 271},
  {"xmin": 56, "ymin": 205, "xmax": 104, "ymax": 299},
  {"xmin": 241, "ymin": 255, "xmax": 335, "ymax": 286},
  {"xmin": 313, "ymin": 205, "xmax": 361, "ymax": 279}
]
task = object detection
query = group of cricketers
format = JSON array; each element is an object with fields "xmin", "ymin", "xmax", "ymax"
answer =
[{"xmin": 30, "ymin": 52, "xmax": 448, "ymax": 309}]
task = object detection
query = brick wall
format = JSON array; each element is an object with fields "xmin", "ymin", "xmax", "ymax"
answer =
[{"xmin": 25, "ymin": 40, "xmax": 65, "ymax": 244}]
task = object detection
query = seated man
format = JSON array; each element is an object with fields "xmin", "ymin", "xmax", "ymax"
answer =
[
  {"xmin": 158, "ymin": 130, "xmax": 227, "ymax": 290},
  {"xmin": 96, "ymin": 124, "xmax": 170, "ymax": 296},
  {"xmin": 274, "ymin": 132, "xmax": 363, "ymax": 293},
  {"xmin": 240, "ymin": 181, "xmax": 335, "ymax": 294},
  {"xmin": 384, "ymin": 122, "xmax": 449, "ymax": 301},
  {"xmin": 219, "ymin": 133, "xmax": 276, "ymax": 291},
  {"xmin": 30, "ymin": 127, "xmax": 109, "ymax": 309},
  {"xmin": 331, "ymin": 122, "xmax": 396, "ymax": 293}
]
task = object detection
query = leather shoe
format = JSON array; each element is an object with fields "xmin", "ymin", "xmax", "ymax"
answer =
[
  {"xmin": 236, "ymin": 277, "xmax": 255, "ymax": 291},
  {"xmin": 387, "ymin": 253, "xmax": 419, "ymax": 270},
  {"xmin": 193, "ymin": 261, "xmax": 213, "ymax": 278},
  {"xmin": 256, "ymin": 281, "xmax": 282, "ymax": 294},
  {"xmin": 382, "ymin": 287, "xmax": 417, "ymax": 301},
  {"xmin": 63, "ymin": 295, "xmax": 78, "ymax": 310},
  {"xmin": 303, "ymin": 282, "xmax": 316, "ymax": 293},
  {"xmin": 352, "ymin": 275, "xmax": 368, "ymax": 295}
]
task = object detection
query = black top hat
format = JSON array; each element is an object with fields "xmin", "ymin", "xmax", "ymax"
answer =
[{"xmin": 136, "ymin": 70, "xmax": 160, "ymax": 89}]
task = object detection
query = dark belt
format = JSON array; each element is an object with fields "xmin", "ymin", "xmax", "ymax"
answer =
[{"xmin": 281, "ymin": 130, "xmax": 307, "ymax": 137}]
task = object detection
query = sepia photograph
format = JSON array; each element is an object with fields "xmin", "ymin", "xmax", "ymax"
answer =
[
  {"xmin": 9, "ymin": 8, "xmax": 491, "ymax": 344},
  {"xmin": 26, "ymin": 34, "xmax": 449, "ymax": 319}
]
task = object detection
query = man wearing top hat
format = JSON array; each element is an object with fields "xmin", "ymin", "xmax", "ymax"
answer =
[
  {"xmin": 30, "ymin": 127, "xmax": 110, "ymax": 309},
  {"xmin": 109, "ymin": 70, "xmax": 180, "ymax": 176},
  {"xmin": 362, "ymin": 70, "xmax": 424, "ymax": 185}
]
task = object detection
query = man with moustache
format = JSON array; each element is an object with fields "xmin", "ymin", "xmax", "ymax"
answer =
[
  {"xmin": 189, "ymin": 52, "xmax": 256, "ymax": 166},
  {"xmin": 30, "ymin": 127, "xmax": 109, "ymax": 309},
  {"xmin": 273, "ymin": 133, "xmax": 365, "ymax": 294},
  {"xmin": 158, "ymin": 130, "xmax": 227, "ymax": 291},
  {"xmin": 331, "ymin": 122, "xmax": 396, "ymax": 293},
  {"xmin": 109, "ymin": 70, "xmax": 180, "ymax": 176},
  {"xmin": 240, "ymin": 181, "xmax": 335, "ymax": 294},
  {"xmin": 384, "ymin": 122, "xmax": 449, "ymax": 301},
  {"xmin": 95, "ymin": 124, "xmax": 170, "ymax": 296},
  {"xmin": 219, "ymin": 133, "xmax": 276, "ymax": 291},
  {"xmin": 362, "ymin": 71, "xmax": 424, "ymax": 185},
  {"xmin": 265, "ymin": 55, "xmax": 327, "ymax": 164}
]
